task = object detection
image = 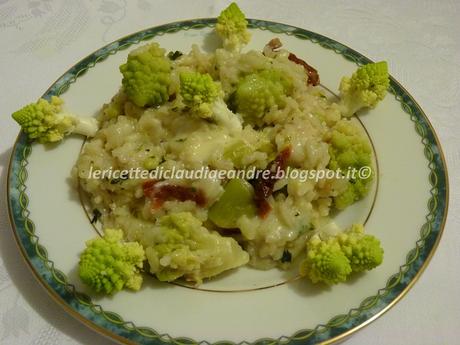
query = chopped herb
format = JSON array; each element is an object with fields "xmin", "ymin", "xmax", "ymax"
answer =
[
  {"xmin": 110, "ymin": 173, "xmax": 129, "ymax": 184},
  {"xmin": 273, "ymin": 185, "xmax": 288, "ymax": 196},
  {"xmin": 167, "ymin": 51, "xmax": 183, "ymax": 60},
  {"xmin": 299, "ymin": 223, "xmax": 314, "ymax": 234},
  {"xmin": 281, "ymin": 250, "xmax": 292, "ymax": 263},
  {"xmin": 227, "ymin": 91, "xmax": 237, "ymax": 112},
  {"xmin": 90, "ymin": 209, "xmax": 101, "ymax": 224},
  {"xmin": 204, "ymin": 117, "xmax": 217, "ymax": 124}
]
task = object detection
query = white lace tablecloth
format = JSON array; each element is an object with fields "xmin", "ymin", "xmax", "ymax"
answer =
[{"xmin": 0, "ymin": 1, "xmax": 458, "ymax": 344}]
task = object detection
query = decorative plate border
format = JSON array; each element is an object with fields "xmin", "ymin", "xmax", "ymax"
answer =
[{"xmin": 7, "ymin": 19, "xmax": 449, "ymax": 345}]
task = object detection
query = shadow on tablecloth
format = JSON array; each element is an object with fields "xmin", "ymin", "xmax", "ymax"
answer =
[{"xmin": 0, "ymin": 146, "xmax": 115, "ymax": 344}]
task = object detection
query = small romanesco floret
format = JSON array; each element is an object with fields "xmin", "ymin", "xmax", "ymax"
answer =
[
  {"xmin": 120, "ymin": 42, "xmax": 171, "ymax": 107},
  {"xmin": 145, "ymin": 212, "xmax": 249, "ymax": 284},
  {"xmin": 223, "ymin": 131, "xmax": 274, "ymax": 168},
  {"xmin": 328, "ymin": 119, "xmax": 373, "ymax": 210},
  {"xmin": 300, "ymin": 224, "xmax": 383, "ymax": 285},
  {"xmin": 337, "ymin": 224, "xmax": 383, "ymax": 273},
  {"xmin": 79, "ymin": 229, "xmax": 145, "ymax": 294},
  {"xmin": 216, "ymin": 2, "xmax": 251, "ymax": 51},
  {"xmin": 300, "ymin": 234, "xmax": 352, "ymax": 285},
  {"xmin": 179, "ymin": 71, "xmax": 242, "ymax": 133},
  {"xmin": 12, "ymin": 96, "xmax": 98, "ymax": 144},
  {"xmin": 100, "ymin": 90, "xmax": 128, "ymax": 120},
  {"xmin": 338, "ymin": 61, "xmax": 390, "ymax": 117},
  {"xmin": 234, "ymin": 69, "xmax": 293, "ymax": 122},
  {"xmin": 180, "ymin": 71, "xmax": 219, "ymax": 118}
]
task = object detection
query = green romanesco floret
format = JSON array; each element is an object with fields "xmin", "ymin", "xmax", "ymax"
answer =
[
  {"xmin": 328, "ymin": 119, "xmax": 373, "ymax": 209},
  {"xmin": 234, "ymin": 69, "xmax": 293, "ymax": 122},
  {"xmin": 223, "ymin": 132, "xmax": 274, "ymax": 168},
  {"xmin": 79, "ymin": 228, "xmax": 145, "ymax": 294},
  {"xmin": 145, "ymin": 212, "xmax": 249, "ymax": 284},
  {"xmin": 216, "ymin": 2, "xmax": 251, "ymax": 51},
  {"xmin": 179, "ymin": 71, "xmax": 219, "ymax": 118},
  {"xmin": 300, "ymin": 224, "xmax": 383, "ymax": 285},
  {"xmin": 300, "ymin": 234, "xmax": 352, "ymax": 285},
  {"xmin": 338, "ymin": 61, "xmax": 390, "ymax": 117},
  {"xmin": 120, "ymin": 42, "xmax": 171, "ymax": 107},
  {"xmin": 337, "ymin": 224, "xmax": 383, "ymax": 273},
  {"xmin": 12, "ymin": 96, "xmax": 98, "ymax": 144},
  {"xmin": 179, "ymin": 71, "xmax": 242, "ymax": 133},
  {"xmin": 100, "ymin": 91, "xmax": 128, "ymax": 120},
  {"xmin": 223, "ymin": 140, "xmax": 254, "ymax": 167}
]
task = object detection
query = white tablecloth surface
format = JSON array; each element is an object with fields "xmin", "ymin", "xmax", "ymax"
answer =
[{"xmin": 0, "ymin": 1, "xmax": 458, "ymax": 344}]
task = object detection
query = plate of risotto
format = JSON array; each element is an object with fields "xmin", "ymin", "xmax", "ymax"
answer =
[{"xmin": 8, "ymin": 3, "xmax": 448, "ymax": 344}]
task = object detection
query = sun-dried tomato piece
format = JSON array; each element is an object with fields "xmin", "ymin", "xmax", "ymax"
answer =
[
  {"xmin": 143, "ymin": 181, "xmax": 206, "ymax": 209},
  {"xmin": 288, "ymin": 53, "xmax": 320, "ymax": 86},
  {"xmin": 252, "ymin": 146, "xmax": 292, "ymax": 218}
]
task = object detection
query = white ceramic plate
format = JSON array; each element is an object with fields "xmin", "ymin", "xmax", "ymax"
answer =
[{"xmin": 8, "ymin": 19, "xmax": 448, "ymax": 345}]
